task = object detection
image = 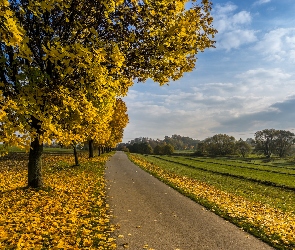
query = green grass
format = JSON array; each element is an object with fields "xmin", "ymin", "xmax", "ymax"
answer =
[
  {"xmin": 0, "ymin": 145, "xmax": 25, "ymax": 152},
  {"xmin": 136, "ymin": 155, "xmax": 295, "ymax": 214},
  {"xmin": 0, "ymin": 145, "xmax": 84, "ymax": 154},
  {"xmin": 154, "ymin": 155, "xmax": 295, "ymax": 189},
  {"xmin": 129, "ymin": 153, "xmax": 295, "ymax": 249},
  {"xmin": 173, "ymin": 149, "xmax": 195, "ymax": 153},
  {"xmin": 43, "ymin": 147, "xmax": 76, "ymax": 154},
  {"xmin": 198, "ymin": 156, "xmax": 295, "ymax": 170}
]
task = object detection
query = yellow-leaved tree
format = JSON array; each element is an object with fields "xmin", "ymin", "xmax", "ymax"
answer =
[
  {"xmin": 0, "ymin": 0, "xmax": 24, "ymax": 45},
  {"xmin": 0, "ymin": 0, "xmax": 216, "ymax": 188},
  {"xmin": 90, "ymin": 98, "xmax": 129, "ymax": 157},
  {"xmin": 107, "ymin": 98, "xmax": 129, "ymax": 148}
]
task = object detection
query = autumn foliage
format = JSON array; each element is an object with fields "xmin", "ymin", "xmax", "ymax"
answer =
[
  {"xmin": 1, "ymin": 0, "xmax": 216, "ymax": 187},
  {"xmin": 0, "ymin": 152, "xmax": 115, "ymax": 249}
]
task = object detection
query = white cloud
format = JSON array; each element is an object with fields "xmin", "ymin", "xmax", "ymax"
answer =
[
  {"xmin": 214, "ymin": 5, "xmax": 252, "ymax": 33},
  {"xmin": 213, "ymin": 3, "xmax": 257, "ymax": 51},
  {"xmin": 253, "ymin": 0, "xmax": 271, "ymax": 6},
  {"xmin": 286, "ymin": 36, "xmax": 295, "ymax": 47},
  {"xmin": 214, "ymin": 3, "xmax": 237, "ymax": 15},
  {"xmin": 215, "ymin": 95, "xmax": 295, "ymax": 135},
  {"xmin": 289, "ymin": 50, "xmax": 295, "ymax": 61},
  {"xmin": 254, "ymin": 28, "xmax": 295, "ymax": 61},
  {"xmin": 232, "ymin": 11, "xmax": 252, "ymax": 25},
  {"xmin": 123, "ymin": 68, "xmax": 295, "ymax": 141},
  {"xmin": 235, "ymin": 68, "xmax": 293, "ymax": 99},
  {"xmin": 236, "ymin": 68, "xmax": 291, "ymax": 82},
  {"xmin": 218, "ymin": 30, "xmax": 257, "ymax": 50}
]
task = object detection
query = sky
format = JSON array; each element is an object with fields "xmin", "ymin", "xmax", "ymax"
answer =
[{"xmin": 122, "ymin": 0, "xmax": 295, "ymax": 143}]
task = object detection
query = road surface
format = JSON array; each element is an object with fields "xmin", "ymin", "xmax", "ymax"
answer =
[{"xmin": 105, "ymin": 151, "xmax": 274, "ymax": 250}]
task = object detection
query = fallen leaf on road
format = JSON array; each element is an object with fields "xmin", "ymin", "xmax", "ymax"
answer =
[{"xmin": 122, "ymin": 243, "xmax": 129, "ymax": 248}]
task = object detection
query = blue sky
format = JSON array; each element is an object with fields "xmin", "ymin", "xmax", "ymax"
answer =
[{"xmin": 122, "ymin": 0, "xmax": 295, "ymax": 142}]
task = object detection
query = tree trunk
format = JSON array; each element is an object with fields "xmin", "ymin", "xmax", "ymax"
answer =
[
  {"xmin": 28, "ymin": 136, "xmax": 43, "ymax": 188},
  {"xmin": 89, "ymin": 139, "xmax": 94, "ymax": 158},
  {"xmin": 98, "ymin": 146, "xmax": 101, "ymax": 156},
  {"xmin": 73, "ymin": 146, "xmax": 79, "ymax": 166}
]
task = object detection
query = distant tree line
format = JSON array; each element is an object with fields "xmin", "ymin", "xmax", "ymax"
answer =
[
  {"xmin": 118, "ymin": 129, "xmax": 295, "ymax": 158},
  {"xmin": 196, "ymin": 135, "xmax": 252, "ymax": 157},
  {"xmin": 117, "ymin": 134, "xmax": 200, "ymax": 155},
  {"xmin": 125, "ymin": 142, "xmax": 175, "ymax": 155},
  {"xmin": 196, "ymin": 129, "xmax": 295, "ymax": 158}
]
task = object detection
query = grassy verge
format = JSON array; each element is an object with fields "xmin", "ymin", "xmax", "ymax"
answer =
[
  {"xmin": 0, "ymin": 145, "xmax": 83, "ymax": 154},
  {"xmin": 154, "ymin": 156, "xmax": 295, "ymax": 190},
  {"xmin": 128, "ymin": 153, "xmax": 295, "ymax": 250},
  {"xmin": 140, "ymin": 156, "xmax": 295, "ymax": 213},
  {"xmin": 0, "ymin": 152, "xmax": 116, "ymax": 249}
]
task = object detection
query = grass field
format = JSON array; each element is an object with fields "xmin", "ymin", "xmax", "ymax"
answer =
[
  {"xmin": 0, "ymin": 152, "xmax": 115, "ymax": 249},
  {"xmin": 0, "ymin": 145, "xmax": 77, "ymax": 153},
  {"xmin": 129, "ymin": 153, "xmax": 295, "ymax": 250}
]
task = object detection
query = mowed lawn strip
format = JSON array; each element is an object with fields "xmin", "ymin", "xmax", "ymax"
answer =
[
  {"xmin": 129, "ymin": 153, "xmax": 295, "ymax": 250},
  {"xmin": 187, "ymin": 157, "xmax": 295, "ymax": 175},
  {"xmin": 154, "ymin": 155, "xmax": 295, "ymax": 189},
  {"xmin": 0, "ymin": 152, "xmax": 116, "ymax": 249},
  {"xmin": 138, "ymin": 155, "xmax": 295, "ymax": 213}
]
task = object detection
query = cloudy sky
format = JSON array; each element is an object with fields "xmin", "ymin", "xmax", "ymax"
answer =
[{"xmin": 122, "ymin": 0, "xmax": 295, "ymax": 142}]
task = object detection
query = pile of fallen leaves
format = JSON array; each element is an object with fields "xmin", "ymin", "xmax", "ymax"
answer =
[
  {"xmin": 129, "ymin": 154, "xmax": 295, "ymax": 250},
  {"xmin": 0, "ymin": 152, "xmax": 116, "ymax": 249}
]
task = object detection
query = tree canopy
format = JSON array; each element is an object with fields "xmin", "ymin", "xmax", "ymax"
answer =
[
  {"xmin": 202, "ymin": 134, "xmax": 236, "ymax": 156},
  {"xmin": 0, "ymin": 0, "xmax": 24, "ymax": 46},
  {"xmin": 1, "ymin": 0, "xmax": 216, "ymax": 187},
  {"xmin": 107, "ymin": 98, "xmax": 129, "ymax": 147},
  {"xmin": 254, "ymin": 129, "xmax": 295, "ymax": 158},
  {"xmin": 235, "ymin": 138, "xmax": 252, "ymax": 158}
]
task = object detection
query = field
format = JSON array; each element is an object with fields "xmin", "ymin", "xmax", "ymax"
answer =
[
  {"xmin": 129, "ymin": 153, "xmax": 295, "ymax": 250},
  {"xmin": 0, "ymin": 152, "xmax": 116, "ymax": 249},
  {"xmin": 0, "ymin": 145, "xmax": 75, "ymax": 154}
]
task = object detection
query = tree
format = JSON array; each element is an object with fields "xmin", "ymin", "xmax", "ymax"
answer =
[
  {"xmin": 152, "ymin": 144, "xmax": 174, "ymax": 155},
  {"xmin": 1, "ymin": 0, "xmax": 216, "ymax": 187},
  {"xmin": 254, "ymin": 129, "xmax": 295, "ymax": 158},
  {"xmin": 106, "ymin": 98, "xmax": 129, "ymax": 148},
  {"xmin": 141, "ymin": 143, "xmax": 153, "ymax": 155},
  {"xmin": 1, "ymin": 0, "xmax": 130, "ymax": 187},
  {"xmin": 153, "ymin": 145, "xmax": 163, "ymax": 155},
  {"xmin": 85, "ymin": 97, "xmax": 118, "ymax": 158},
  {"xmin": 0, "ymin": 0, "xmax": 24, "ymax": 46},
  {"xmin": 274, "ymin": 130, "xmax": 295, "ymax": 157},
  {"xmin": 254, "ymin": 129, "xmax": 277, "ymax": 158},
  {"xmin": 162, "ymin": 144, "xmax": 174, "ymax": 155},
  {"xmin": 113, "ymin": 0, "xmax": 217, "ymax": 84},
  {"xmin": 235, "ymin": 138, "xmax": 252, "ymax": 158},
  {"xmin": 195, "ymin": 141, "xmax": 206, "ymax": 156},
  {"xmin": 203, "ymin": 134, "xmax": 236, "ymax": 156},
  {"xmin": 163, "ymin": 134, "xmax": 199, "ymax": 150},
  {"xmin": 90, "ymin": 98, "xmax": 129, "ymax": 157},
  {"xmin": 128, "ymin": 142, "xmax": 152, "ymax": 154}
]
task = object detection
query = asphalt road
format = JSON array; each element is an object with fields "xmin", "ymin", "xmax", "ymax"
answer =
[{"xmin": 105, "ymin": 151, "xmax": 274, "ymax": 250}]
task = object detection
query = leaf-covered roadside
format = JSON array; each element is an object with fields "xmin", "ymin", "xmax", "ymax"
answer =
[
  {"xmin": 0, "ymin": 153, "xmax": 116, "ymax": 249},
  {"xmin": 129, "ymin": 154, "xmax": 295, "ymax": 250}
]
